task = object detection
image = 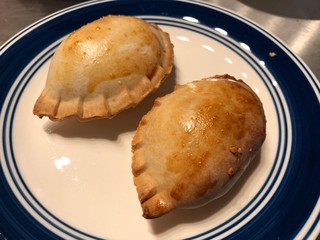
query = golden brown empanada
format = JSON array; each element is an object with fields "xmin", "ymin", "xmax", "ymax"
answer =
[
  {"xmin": 132, "ymin": 74, "xmax": 266, "ymax": 218},
  {"xmin": 33, "ymin": 15, "xmax": 174, "ymax": 120}
]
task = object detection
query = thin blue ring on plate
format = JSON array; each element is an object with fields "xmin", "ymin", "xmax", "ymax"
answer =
[{"xmin": 0, "ymin": 0, "xmax": 319, "ymax": 239}]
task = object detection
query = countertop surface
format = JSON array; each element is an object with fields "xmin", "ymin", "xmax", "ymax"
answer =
[
  {"xmin": 1, "ymin": 0, "xmax": 319, "ymax": 80},
  {"xmin": 0, "ymin": 0, "xmax": 319, "ymax": 239}
]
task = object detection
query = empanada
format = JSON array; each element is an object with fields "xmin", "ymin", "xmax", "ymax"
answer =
[
  {"xmin": 132, "ymin": 74, "xmax": 266, "ymax": 218},
  {"xmin": 33, "ymin": 15, "xmax": 174, "ymax": 120}
]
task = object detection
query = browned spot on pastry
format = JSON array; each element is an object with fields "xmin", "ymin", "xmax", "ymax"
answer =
[
  {"xmin": 153, "ymin": 98, "xmax": 161, "ymax": 107},
  {"xmin": 227, "ymin": 167, "xmax": 236, "ymax": 176},
  {"xmin": 139, "ymin": 118, "xmax": 148, "ymax": 126},
  {"xmin": 230, "ymin": 146, "xmax": 242, "ymax": 156},
  {"xmin": 132, "ymin": 141, "xmax": 143, "ymax": 151},
  {"xmin": 170, "ymin": 182, "xmax": 185, "ymax": 201}
]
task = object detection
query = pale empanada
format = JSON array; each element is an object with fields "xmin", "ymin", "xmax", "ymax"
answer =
[
  {"xmin": 33, "ymin": 15, "xmax": 174, "ymax": 120},
  {"xmin": 132, "ymin": 74, "xmax": 266, "ymax": 218}
]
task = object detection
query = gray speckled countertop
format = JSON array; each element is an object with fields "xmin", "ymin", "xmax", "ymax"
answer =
[{"xmin": 1, "ymin": 0, "xmax": 319, "ymax": 80}]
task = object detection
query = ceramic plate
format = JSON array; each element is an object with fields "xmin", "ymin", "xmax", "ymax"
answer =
[{"xmin": 0, "ymin": 0, "xmax": 319, "ymax": 239}]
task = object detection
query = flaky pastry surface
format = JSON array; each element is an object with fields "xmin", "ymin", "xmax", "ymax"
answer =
[
  {"xmin": 33, "ymin": 15, "xmax": 174, "ymax": 120},
  {"xmin": 132, "ymin": 75, "xmax": 266, "ymax": 218}
]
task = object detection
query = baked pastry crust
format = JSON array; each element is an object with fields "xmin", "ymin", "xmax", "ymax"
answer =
[
  {"xmin": 33, "ymin": 15, "xmax": 174, "ymax": 120},
  {"xmin": 132, "ymin": 74, "xmax": 266, "ymax": 218}
]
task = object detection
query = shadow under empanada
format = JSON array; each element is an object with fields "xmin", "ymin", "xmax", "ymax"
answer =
[
  {"xmin": 149, "ymin": 150, "xmax": 262, "ymax": 235},
  {"xmin": 43, "ymin": 67, "xmax": 177, "ymax": 140}
]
